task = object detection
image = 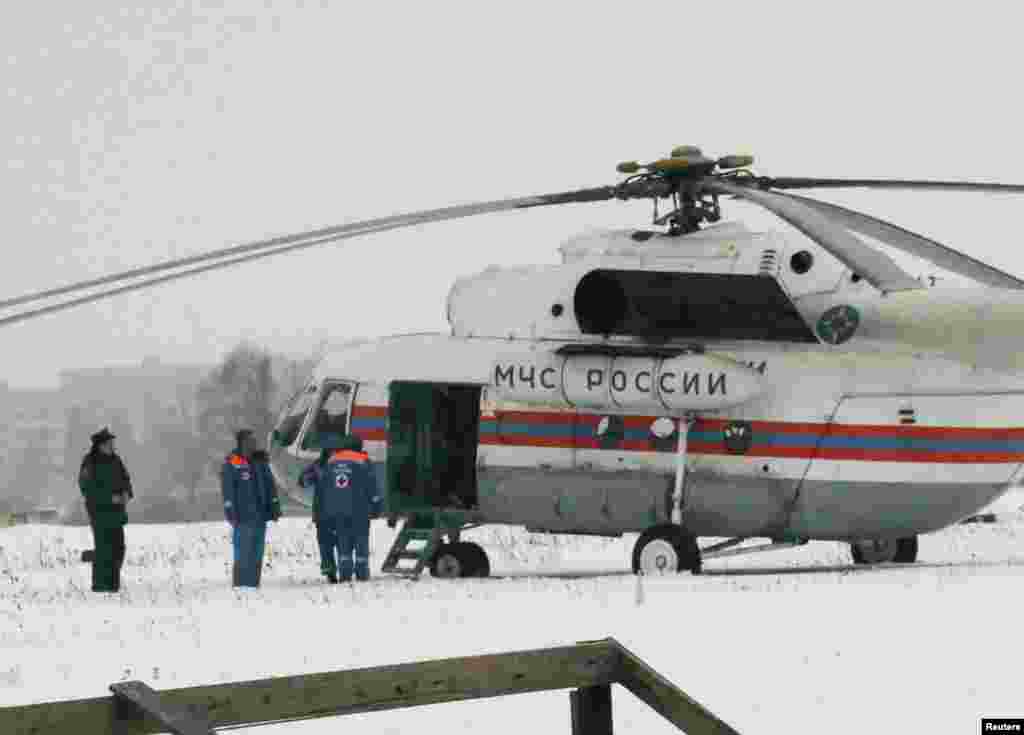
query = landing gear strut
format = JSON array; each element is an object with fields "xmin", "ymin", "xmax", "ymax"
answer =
[
  {"xmin": 633, "ymin": 415, "xmax": 702, "ymax": 576},
  {"xmin": 850, "ymin": 536, "xmax": 918, "ymax": 565}
]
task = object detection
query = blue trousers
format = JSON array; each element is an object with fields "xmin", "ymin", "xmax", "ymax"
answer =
[
  {"xmin": 232, "ymin": 522, "xmax": 267, "ymax": 587},
  {"xmin": 316, "ymin": 516, "xmax": 370, "ymax": 581}
]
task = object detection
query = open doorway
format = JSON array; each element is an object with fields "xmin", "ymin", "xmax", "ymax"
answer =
[{"xmin": 387, "ymin": 382, "xmax": 481, "ymax": 511}]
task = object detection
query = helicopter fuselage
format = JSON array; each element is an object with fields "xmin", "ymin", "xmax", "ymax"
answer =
[
  {"xmin": 268, "ymin": 223, "xmax": 1024, "ymax": 543},
  {"xmin": 269, "ymin": 333, "xmax": 1024, "ymax": 542}
]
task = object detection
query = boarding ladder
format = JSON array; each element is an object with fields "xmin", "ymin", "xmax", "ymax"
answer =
[{"xmin": 380, "ymin": 516, "xmax": 445, "ymax": 578}]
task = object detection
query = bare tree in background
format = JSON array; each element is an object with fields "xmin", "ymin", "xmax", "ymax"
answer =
[
  {"xmin": 274, "ymin": 340, "xmax": 325, "ymax": 403},
  {"xmin": 197, "ymin": 343, "xmax": 279, "ymax": 466}
]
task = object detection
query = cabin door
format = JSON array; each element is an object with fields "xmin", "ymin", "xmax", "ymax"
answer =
[{"xmin": 386, "ymin": 381, "xmax": 482, "ymax": 512}]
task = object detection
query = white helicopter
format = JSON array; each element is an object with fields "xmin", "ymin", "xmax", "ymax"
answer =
[{"xmin": 7, "ymin": 146, "xmax": 1024, "ymax": 579}]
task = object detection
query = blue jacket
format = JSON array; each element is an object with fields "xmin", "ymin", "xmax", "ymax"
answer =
[
  {"xmin": 300, "ymin": 449, "xmax": 381, "ymax": 523},
  {"xmin": 221, "ymin": 451, "xmax": 280, "ymax": 524}
]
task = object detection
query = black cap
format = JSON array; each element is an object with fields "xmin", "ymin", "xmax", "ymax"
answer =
[
  {"xmin": 235, "ymin": 429, "xmax": 254, "ymax": 445},
  {"xmin": 90, "ymin": 427, "xmax": 115, "ymax": 445}
]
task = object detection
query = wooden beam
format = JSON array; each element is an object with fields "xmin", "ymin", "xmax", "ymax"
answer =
[
  {"xmin": 570, "ymin": 684, "xmax": 613, "ymax": 735},
  {"xmin": 110, "ymin": 682, "xmax": 213, "ymax": 735},
  {"xmin": 611, "ymin": 639, "xmax": 742, "ymax": 735},
  {"xmin": 0, "ymin": 640, "xmax": 620, "ymax": 735}
]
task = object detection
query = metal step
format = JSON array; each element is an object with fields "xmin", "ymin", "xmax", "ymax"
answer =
[{"xmin": 381, "ymin": 521, "xmax": 445, "ymax": 578}]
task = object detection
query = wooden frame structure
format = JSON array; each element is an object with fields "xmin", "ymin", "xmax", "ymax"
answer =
[{"xmin": 0, "ymin": 637, "xmax": 741, "ymax": 734}]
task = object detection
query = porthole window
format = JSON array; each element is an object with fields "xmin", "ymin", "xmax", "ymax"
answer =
[
  {"xmin": 790, "ymin": 250, "xmax": 814, "ymax": 275},
  {"xmin": 851, "ymin": 273, "xmax": 862, "ymax": 283},
  {"xmin": 551, "ymin": 303, "xmax": 564, "ymax": 317},
  {"xmin": 650, "ymin": 417, "xmax": 676, "ymax": 439}
]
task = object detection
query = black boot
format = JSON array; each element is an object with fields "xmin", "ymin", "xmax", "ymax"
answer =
[
  {"xmin": 327, "ymin": 572, "xmax": 339, "ymax": 584},
  {"xmin": 112, "ymin": 560, "xmax": 123, "ymax": 593}
]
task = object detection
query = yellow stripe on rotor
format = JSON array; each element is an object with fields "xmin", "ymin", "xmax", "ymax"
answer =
[{"xmin": 648, "ymin": 157, "xmax": 698, "ymax": 173}]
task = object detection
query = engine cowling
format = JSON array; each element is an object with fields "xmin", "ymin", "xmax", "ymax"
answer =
[
  {"xmin": 449, "ymin": 263, "xmax": 818, "ymax": 344},
  {"xmin": 446, "ymin": 263, "xmax": 590, "ymax": 339},
  {"xmin": 445, "ymin": 226, "xmax": 820, "ymax": 343}
]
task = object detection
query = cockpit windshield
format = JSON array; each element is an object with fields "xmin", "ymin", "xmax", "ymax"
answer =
[
  {"xmin": 273, "ymin": 385, "xmax": 317, "ymax": 447},
  {"xmin": 301, "ymin": 381, "xmax": 355, "ymax": 452}
]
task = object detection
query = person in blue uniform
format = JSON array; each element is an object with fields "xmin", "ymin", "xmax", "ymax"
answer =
[
  {"xmin": 221, "ymin": 429, "xmax": 281, "ymax": 588},
  {"xmin": 300, "ymin": 435, "xmax": 381, "ymax": 583},
  {"xmin": 300, "ymin": 443, "xmax": 336, "ymax": 580}
]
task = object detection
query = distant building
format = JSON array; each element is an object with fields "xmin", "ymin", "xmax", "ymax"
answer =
[
  {"xmin": 0, "ymin": 387, "xmax": 66, "ymax": 499},
  {"xmin": 0, "ymin": 506, "xmax": 61, "ymax": 526},
  {"xmin": 59, "ymin": 355, "xmax": 211, "ymax": 444},
  {"xmin": 14, "ymin": 506, "xmax": 60, "ymax": 524},
  {"xmin": 0, "ymin": 358, "xmax": 212, "ymax": 507}
]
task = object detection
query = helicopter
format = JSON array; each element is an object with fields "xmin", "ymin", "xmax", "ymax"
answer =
[{"xmin": 7, "ymin": 145, "xmax": 1024, "ymax": 579}]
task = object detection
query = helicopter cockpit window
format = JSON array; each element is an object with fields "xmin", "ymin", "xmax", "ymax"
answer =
[
  {"xmin": 274, "ymin": 387, "xmax": 316, "ymax": 447},
  {"xmin": 301, "ymin": 381, "xmax": 355, "ymax": 451}
]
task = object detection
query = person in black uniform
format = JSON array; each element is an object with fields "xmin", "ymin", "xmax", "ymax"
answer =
[{"xmin": 78, "ymin": 427, "xmax": 133, "ymax": 593}]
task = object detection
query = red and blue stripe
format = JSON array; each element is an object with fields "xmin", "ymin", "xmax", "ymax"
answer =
[{"xmin": 349, "ymin": 406, "xmax": 1024, "ymax": 464}]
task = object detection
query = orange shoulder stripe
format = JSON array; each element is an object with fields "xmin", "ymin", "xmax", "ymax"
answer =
[{"xmin": 330, "ymin": 450, "xmax": 368, "ymax": 463}]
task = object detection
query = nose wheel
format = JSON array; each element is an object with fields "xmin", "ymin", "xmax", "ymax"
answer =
[{"xmin": 632, "ymin": 524, "xmax": 701, "ymax": 575}]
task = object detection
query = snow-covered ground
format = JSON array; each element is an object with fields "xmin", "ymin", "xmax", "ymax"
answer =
[{"xmin": 3, "ymin": 491, "xmax": 1024, "ymax": 734}]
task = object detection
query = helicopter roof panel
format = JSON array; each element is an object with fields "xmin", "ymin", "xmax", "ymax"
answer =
[{"xmin": 558, "ymin": 223, "xmax": 770, "ymax": 265}]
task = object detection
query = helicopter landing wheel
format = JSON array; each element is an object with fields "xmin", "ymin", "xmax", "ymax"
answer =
[
  {"xmin": 430, "ymin": 544, "xmax": 466, "ymax": 579},
  {"xmin": 455, "ymin": 541, "xmax": 491, "ymax": 578},
  {"xmin": 632, "ymin": 524, "xmax": 701, "ymax": 575},
  {"xmin": 893, "ymin": 536, "xmax": 918, "ymax": 563},
  {"xmin": 850, "ymin": 536, "xmax": 916, "ymax": 565},
  {"xmin": 430, "ymin": 542, "xmax": 490, "ymax": 579}
]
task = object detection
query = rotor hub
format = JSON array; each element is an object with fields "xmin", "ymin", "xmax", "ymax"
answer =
[{"xmin": 615, "ymin": 146, "xmax": 755, "ymax": 235}]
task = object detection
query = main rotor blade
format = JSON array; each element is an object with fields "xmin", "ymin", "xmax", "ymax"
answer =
[
  {"xmin": 0, "ymin": 185, "xmax": 623, "ymax": 326},
  {"xmin": 0, "ymin": 231, "xmax": 373, "ymax": 328},
  {"xmin": 706, "ymin": 178, "xmax": 923, "ymax": 293},
  {"xmin": 752, "ymin": 177, "xmax": 1024, "ymax": 194},
  {"xmin": 781, "ymin": 192, "xmax": 1024, "ymax": 290},
  {"xmin": 1, "ymin": 185, "xmax": 620, "ymax": 314}
]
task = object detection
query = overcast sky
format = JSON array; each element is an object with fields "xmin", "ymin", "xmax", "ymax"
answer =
[{"xmin": 2, "ymin": 2, "xmax": 1024, "ymax": 389}]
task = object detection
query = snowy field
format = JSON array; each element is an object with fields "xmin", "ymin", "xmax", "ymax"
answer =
[{"xmin": 3, "ymin": 491, "xmax": 1024, "ymax": 734}]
